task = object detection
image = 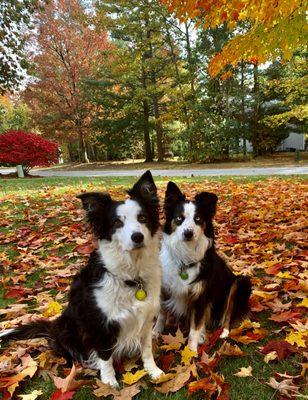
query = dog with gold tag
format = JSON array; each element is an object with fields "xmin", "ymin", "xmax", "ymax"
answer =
[{"xmin": 0, "ymin": 171, "xmax": 163, "ymax": 387}]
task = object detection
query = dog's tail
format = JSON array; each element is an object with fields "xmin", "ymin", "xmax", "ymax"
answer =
[
  {"xmin": 0, "ymin": 320, "xmax": 53, "ymax": 342},
  {"xmin": 231, "ymin": 276, "xmax": 252, "ymax": 323},
  {"xmin": 0, "ymin": 318, "xmax": 84, "ymax": 365}
]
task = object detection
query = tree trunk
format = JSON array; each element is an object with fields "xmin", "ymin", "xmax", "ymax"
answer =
[
  {"xmin": 184, "ymin": 21, "xmax": 197, "ymax": 156},
  {"xmin": 145, "ymin": 12, "xmax": 164, "ymax": 162},
  {"xmin": 78, "ymin": 128, "xmax": 89, "ymax": 163},
  {"xmin": 240, "ymin": 60, "xmax": 247, "ymax": 155},
  {"xmin": 184, "ymin": 22, "xmax": 196, "ymax": 98},
  {"xmin": 141, "ymin": 65, "xmax": 153, "ymax": 162},
  {"xmin": 152, "ymin": 98, "xmax": 164, "ymax": 162},
  {"xmin": 164, "ymin": 20, "xmax": 190, "ymax": 131},
  {"xmin": 251, "ymin": 62, "xmax": 261, "ymax": 155}
]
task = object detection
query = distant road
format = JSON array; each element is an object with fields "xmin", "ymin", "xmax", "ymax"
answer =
[{"xmin": 1, "ymin": 166, "xmax": 308, "ymax": 177}]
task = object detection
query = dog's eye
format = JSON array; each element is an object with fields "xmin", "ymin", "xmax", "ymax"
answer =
[
  {"xmin": 175, "ymin": 216, "xmax": 184, "ymax": 225},
  {"xmin": 113, "ymin": 218, "xmax": 123, "ymax": 228},
  {"xmin": 194, "ymin": 215, "xmax": 201, "ymax": 223},
  {"xmin": 138, "ymin": 214, "xmax": 147, "ymax": 223}
]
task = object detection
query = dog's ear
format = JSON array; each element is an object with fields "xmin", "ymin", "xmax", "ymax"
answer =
[
  {"xmin": 194, "ymin": 192, "xmax": 218, "ymax": 218},
  {"xmin": 165, "ymin": 181, "xmax": 186, "ymax": 206},
  {"xmin": 77, "ymin": 192, "xmax": 112, "ymax": 214},
  {"xmin": 127, "ymin": 170, "xmax": 158, "ymax": 204}
]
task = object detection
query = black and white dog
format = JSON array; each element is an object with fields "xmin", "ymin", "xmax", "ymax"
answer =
[
  {"xmin": 0, "ymin": 171, "xmax": 163, "ymax": 386},
  {"xmin": 153, "ymin": 182, "xmax": 251, "ymax": 352}
]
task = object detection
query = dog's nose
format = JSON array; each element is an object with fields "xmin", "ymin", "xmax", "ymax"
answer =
[
  {"xmin": 183, "ymin": 229, "xmax": 194, "ymax": 240},
  {"xmin": 131, "ymin": 232, "xmax": 144, "ymax": 244}
]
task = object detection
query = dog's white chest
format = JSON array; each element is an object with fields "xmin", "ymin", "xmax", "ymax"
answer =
[
  {"xmin": 160, "ymin": 243, "xmax": 203, "ymax": 317},
  {"xmin": 93, "ymin": 267, "xmax": 161, "ymax": 356}
]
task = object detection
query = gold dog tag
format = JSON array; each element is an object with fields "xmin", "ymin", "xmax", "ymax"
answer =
[{"xmin": 135, "ymin": 288, "xmax": 147, "ymax": 301}]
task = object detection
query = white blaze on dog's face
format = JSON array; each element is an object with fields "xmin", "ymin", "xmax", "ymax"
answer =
[
  {"xmin": 112, "ymin": 199, "xmax": 152, "ymax": 251},
  {"xmin": 77, "ymin": 170, "xmax": 160, "ymax": 252},
  {"xmin": 173, "ymin": 202, "xmax": 204, "ymax": 242},
  {"xmin": 164, "ymin": 181, "xmax": 218, "ymax": 246}
]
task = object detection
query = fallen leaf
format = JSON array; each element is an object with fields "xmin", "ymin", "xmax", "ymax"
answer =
[
  {"xmin": 93, "ymin": 379, "xmax": 119, "ymax": 397},
  {"xmin": 269, "ymin": 310, "xmax": 300, "ymax": 323},
  {"xmin": 151, "ymin": 373, "xmax": 175, "ymax": 383},
  {"xmin": 43, "ymin": 301, "xmax": 63, "ymax": 318},
  {"xmin": 18, "ymin": 390, "xmax": 43, "ymax": 400},
  {"xmin": 266, "ymin": 377, "xmax": 300, "ymax": 397},
  {"xmin": 264, "ymin": 351, "xmax": 278, "ymax": 363},
  {"xmin": 0, "ymin": 366, "xmax": 37, "ymax": 397},
  {"xmin": 261, "ymin": 340, "xmax": 298, "ymax": 361},
  {"xmin": 188, "ymin": 377, "xmax": 217, "ymax": 394},
  {"xmin": 217, "ymin": 342, "xmax": 244, "ymax": 357},
  {"xmin": 233, "ymin": 366, "xmax": 253, "ymax": 377},
  {"xmin": 296, "ymin": 298, "xmax": 308, "ymax": 308},
  {"xmin": 285, "ymin": 331, "xmax": 307, "ymax": 348},
  {"xmin": 181, "ymin": 345, "xmax": 197, "ymax": 366},
  {"xmin": 122, "ymin": 369, "xmax": 147, "ymax": 385},
  {"xmin": 161, "ymin": 328, "xmax": 185, "ymax": 351},
  {"xmin": 276, "ymin": 272, "xmax": 295, "ymax": 279},
  {"xmin": 52, "ymin": 364, "xmax": 86, "ymax": 393},
  {"xmin": 160, "ymin": 353, "xmax": 175, "ymax": 372},
  {"xmin": 114, "ymin": 383, "xmax": 141, "ymax": 400},
  {"xmin": 155, "ymin": 365, "xmax": 192, "ymax": 393},
  {"xmin": 51, "ymin": 390, "xmax": 76, "ymax": 400}
]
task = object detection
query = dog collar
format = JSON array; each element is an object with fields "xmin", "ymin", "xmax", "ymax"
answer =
[
  {"xmin": 124, "ymin": 278, "xmax": 147, "ymax": 301},
  {"xmin": 179, "ymin": 260, "xmax": 201, "ymax": 280}
]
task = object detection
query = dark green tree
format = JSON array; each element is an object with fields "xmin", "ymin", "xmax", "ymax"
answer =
[{"xmin": 0, "ymin": 0, "xmax": 42, "ymax": 93}]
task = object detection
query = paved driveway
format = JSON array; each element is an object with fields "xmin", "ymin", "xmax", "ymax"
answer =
[{"xmin": 1, "ymin": 166, "xmax": 308, "ymax": 177}]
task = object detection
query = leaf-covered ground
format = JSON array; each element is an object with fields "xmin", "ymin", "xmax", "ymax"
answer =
[{"xmin": 0, "ymin": 176, "xmax": 307, "ymax": 400}]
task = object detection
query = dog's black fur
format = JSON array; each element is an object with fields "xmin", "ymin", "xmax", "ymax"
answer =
[
  {"xmin": 0, "ymin": 171, "xmax": 159, "ymax": 366},
  {"xmin": 161, "ymin": 182, "xmax": 251, "ymax": 334}
]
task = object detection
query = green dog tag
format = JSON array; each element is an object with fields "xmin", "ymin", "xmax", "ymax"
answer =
[
  {"xmin": 135, "ymin": 288, "xmax": 147, "ymax": 301},
  {"xmin": 180, "ymin": 271, "xmax": 189, "ymax": 280}
]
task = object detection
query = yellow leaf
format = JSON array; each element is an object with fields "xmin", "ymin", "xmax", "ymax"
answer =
[
  {"xmin": 6, "ymin": 366, "xmax": 38, "ymax": 397},
  {"xmin": 151, "ymin": 373, "xmax": 175, "ymax": 383},
  {"xmin": 122, "ymin": 369, "xmax": 147, "ymax": 385},
  {"xmin": 296, "ymin": 298, "xmax": 308, "ymax": 308},
  {"xmin": 181, "ymin": 345, "xmax": 197, "ymax": 366},
  {"xmin": 276, "ymin": 272, "xmax": 295, "ymax": 279},
  {"xmin": 253, "ymin": 290, "xmax": 277, "ymax": 299},
  {"xmin": 160, "ymin": 343, "xmax": 182, "ymax": 351},
  {"xmin": 285, "ymin": 332, "xmax": 307, "ymax": 348},
  {"xmin": 43, "ymin": 301, "xmax": 62, "ymax": 317},
  {"xmin": 18, "ymin": 390, "xmax": 43, "ymax": 400}
]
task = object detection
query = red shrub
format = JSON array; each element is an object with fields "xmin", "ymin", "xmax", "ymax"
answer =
[{"xmin": 0, "ymin": 130, "xmax": 58, "ymax": 172}]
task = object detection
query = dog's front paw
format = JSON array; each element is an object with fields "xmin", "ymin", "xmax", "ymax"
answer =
[
  {"xmin": 99, "ymin": 372, "xmax": 119, "ymax": 389},
  {"xmin": 219, "ymin": 328, "xmax": 229, "ymax": 339},
  {"xmin": 147, "ymin": 365, "xmax": 164, "ymax": 380}
]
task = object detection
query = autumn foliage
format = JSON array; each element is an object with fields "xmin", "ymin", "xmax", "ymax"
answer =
[
  {"xmin": 163, "ymin": 0, "xmax": 307, "ymax": 76},
  {"xmin": 0, "ymin": 130, "xmax": 58, "ymax": 172},
  {"xmin": 0, "ymin": 178, "xmax": 307, "ymax": 399},
  {"xmin": 24, "ymin": 0, "xmax": 111, "ymax": 163}
]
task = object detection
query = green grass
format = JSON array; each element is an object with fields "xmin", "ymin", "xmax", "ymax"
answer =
[
  {"xmin": 1, "ymin": 175, "xmax": 307, "ymax": 197},
  {"xmin": 0, "ymin": 175, "xmax": 306, "ymax": 400}
]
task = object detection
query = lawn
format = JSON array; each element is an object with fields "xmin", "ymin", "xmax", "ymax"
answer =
[{"xmin": 0, "ymin": 175, "xmax": 307, "ymax": 400}]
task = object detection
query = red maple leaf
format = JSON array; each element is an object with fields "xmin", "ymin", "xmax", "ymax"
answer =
[{"xmin": 261, "ymin": 340, "xmax": 298, "ymax": 361}]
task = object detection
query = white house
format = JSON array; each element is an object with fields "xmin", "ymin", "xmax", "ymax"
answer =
[
  {"xmin": 240, "ymin": 132, "xmax": 305, "ymax": 152},
  {"xmin": 276, "ymin": 132, "xmax": 305, "ymax": 151}
]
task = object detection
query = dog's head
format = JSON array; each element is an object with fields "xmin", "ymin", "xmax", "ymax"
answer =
[
  {"xmin": 77, "ymin": 171, "xmax": 159, "ymax": 251},
  {"xmin": 163, "ymin": 181, "xmax": 217, "ymax": 243}
]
